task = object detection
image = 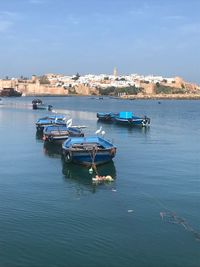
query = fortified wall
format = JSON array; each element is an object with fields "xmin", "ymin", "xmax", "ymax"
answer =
[{"xmin": 0, "ymin": 79, "xmax": 69, "ymax": 96}]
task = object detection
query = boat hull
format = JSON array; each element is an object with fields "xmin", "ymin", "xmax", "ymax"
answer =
[
  {"xmin": 33, "ymin": 104, "xmax": 53, "ymax": 111},
  {"xmin": 44, "ymin": 135, "xmax": 69, "ymax": 144},
  {"xmin": 62, "ymin": 149, "xmax": 116, "ymax": 166},
  {"xmin": 0, "ymin": 88, "xmax": 22, "ymax": 97},
  {"xmin": 44, "ymin": 132, "xmax": 84, "ymax": 144},
  {"xmin": 97, "ymin": 112, "xmax": 116, "ymax": 122},
  {"xmin": 114, "ymin": 117, "xmax": 150, "ymax": 127}
]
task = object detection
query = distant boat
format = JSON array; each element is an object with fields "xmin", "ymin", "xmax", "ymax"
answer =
[
  {"xmin": 43, "ymin": 125, "xmax": 84, "ymax": 144},
  {"xmin": 114, "ymin": 112, "xmax": 150, "ymax": 127},
  {"xmin": 109, "ymin": 96, "xmax": 121, "ymax": 100},
  {"xmin": 62, "ymin": 136, "xmax": 117, "ymax": 166},
  {"xmin": 97, "ymin": 112, "xmax": 118, "ymax": 122},
  {"xmin": 97, "ymin": 111, "xmax": 150, "ymax": 127},
  {"xmin": 32, "ymin": 99, "xmax": 53, "ymax": 111},
  {"xmin": 0, "ymin": 88, "xmax": 22, "ymax": 97},
  {"xmin": 36, "ymin": 115, "xmax": 66, "ymax": 132}
]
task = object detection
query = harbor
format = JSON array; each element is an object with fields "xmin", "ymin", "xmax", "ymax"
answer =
[{"xmin": 0, "ymin": 96, "xmax": 199, "ymax": 267}]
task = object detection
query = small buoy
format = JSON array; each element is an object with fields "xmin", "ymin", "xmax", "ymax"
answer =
[
  {"xmin": 128, "ymin": 209, "xmax": 134, "ymax": 213},
  {"xmin": 89, "ymin": 167, "xmax": 93, "ymax": 174},
  {"xmin": 92, "ymin": 175, "xmax": 114, "ymax": 183}
]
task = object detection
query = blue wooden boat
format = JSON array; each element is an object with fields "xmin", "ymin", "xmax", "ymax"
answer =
[
  {"xmin": 97, "ymin": 112, "xmax": 117, "ymax": 121},
  {"xmin": 97, "ymin": 111, "xmax": 150, "ymax": 127},
  {"xmin": 114, "ymin": 111, "xmax": 150, "ymax": 127},
  {"xmin": 36, "ymin": 115, "xmax": 66, "ymax": 132},
  {"xmin": 62, "ymin": 136, "xmax": 116, "ymax": 166},
  {"xmin": 43, "ymin": 125, "xmax": 84, "ymax": 144}
]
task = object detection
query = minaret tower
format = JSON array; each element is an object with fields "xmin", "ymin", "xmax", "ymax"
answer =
[{"xmin": 113, "ymin": 67, "xmax": 117, "ymax": 78}]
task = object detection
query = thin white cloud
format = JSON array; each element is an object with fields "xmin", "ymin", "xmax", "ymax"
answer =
[
  {"xmin": 67, "ymin": 15, "xmax": 80, "ymax": 25},
  {"xmin": 0, "ymin": 11, "xmax": 17, "ymax": 33},
  {"xmin": 0, "ymin": 20, "xmax": 13, "ymax": 32},
  {"xmin": 163, "ymin": 15, "xmax": 184, "ymax": 21},
  {"xmin": 29, "ymin": 0, "xmax": 45, "ymax": 4},
  {"xmin": 180, "ymin": 23, "xmax": 200, "ymax": 35},
  {"xmin": 1, "ymin": 11, "xmax": 17, "ymax": 18},
  {"xmin": 129, "ymin": 8, "xmax": 145, "ymax": 16},
  {"xmin": 129, "ymin": 2, "xmax": 161, "ymax": 17}
]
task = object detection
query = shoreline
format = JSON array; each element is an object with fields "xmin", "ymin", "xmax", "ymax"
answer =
[
  {"xmin": 121, "ymin": 94, "xmax": 200, "ymax": 100},
  {"xmin": 22, "ymin": 93, "xmax": 200, "ymax": 100}
]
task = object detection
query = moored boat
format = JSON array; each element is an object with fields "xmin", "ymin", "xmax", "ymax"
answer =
[
  {"xmin": 62, "ymin": 136, "xmax": 116, "ymax": 166},
  {"xmin": 0, "ymin": 88, "xmax": 22, "ymax": 97},
  {"xmin": 43, "ymin": 125, "xmax": 84, "ymax": 144},
  {"xmin": 97, "ymin": 111, "xmax": 150, "ymax": 127},
  {"xmin": 97, "ymin": 112, "xmax": 117, "ymax": 122},
  {"xmin": 114, "ymin": 112, "xmax": 150, "ymax": 127},
  {"xmin": 36, "ymin": 115, "xmax": 66, "ymax": 132},
  {"xmin": 32, "ymin": 99, "xmax": 53, "ymax": 111}
]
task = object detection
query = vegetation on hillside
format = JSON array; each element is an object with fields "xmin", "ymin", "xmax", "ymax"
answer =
[
  {"xmin": 99, "ymin": 85, "xmax": 144, "ymax": 96},
  {"xmin": 155, "ymin": 83, "xmax": 187, "ymax": 94},
  {"xmin": 39, "ymin": 75, "xmax": 50, "ymax": 84},
  {"xmin": 68, "ymin": 87, "xmax": 77, "ymax": 94}
]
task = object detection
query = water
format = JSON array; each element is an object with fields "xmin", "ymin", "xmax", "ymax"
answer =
[{"xmin": 0, "ymin": 97, "xmax": 199, "ymax": 267}]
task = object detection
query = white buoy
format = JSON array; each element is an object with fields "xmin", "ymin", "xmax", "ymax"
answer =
[
  {"xmin": 95, "ymin": 126, "xmax": 102, "ymax": 135},
  {"xmin": 101, "ymin": 130, "xmax": 105, "ymax": 137},
  {"xmin": 89, "ymin": 167, "xmax": 93, "ymax": 174}
]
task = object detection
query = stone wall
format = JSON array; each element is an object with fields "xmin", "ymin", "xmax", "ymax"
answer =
[
  {"xmin": 0, "ymin": 79, "xmax": 69, "ymax": 96},
  {"xmin": 74, "ymin": 84, "xmax": 97, "ymax": 95},
  {"xmin": 0, "ymin": 80, "xmax": 17, "ymax": 89},
  {"xmin": 139, "ymin": 82, "xmax": 156, "ymax": 94}
]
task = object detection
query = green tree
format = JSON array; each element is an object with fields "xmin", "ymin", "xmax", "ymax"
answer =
[{"xmin": 39, "ymin": 75, "xmax": 50, "ymax": 84}]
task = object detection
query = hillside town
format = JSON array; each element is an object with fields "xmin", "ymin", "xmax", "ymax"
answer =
[{"xmin": 0, "ymin": 69, "xmax": 200, "ymax": 98}]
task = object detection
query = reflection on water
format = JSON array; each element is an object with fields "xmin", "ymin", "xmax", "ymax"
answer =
[
  {"xmin": 35, "ymin": 131, "xmax": 43, "ymax": 141},
  {"xmin": 43, "ymin": 142, "xmax": 62, "ymax": 158},
  {"xmin": 62, "ymin": 160, "xmax": 117, "ymax": 194}
]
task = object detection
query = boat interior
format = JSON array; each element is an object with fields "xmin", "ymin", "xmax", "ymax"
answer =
[{"xmin": 70, "ymin": 143, "xmax": 105, "ymax": 151}]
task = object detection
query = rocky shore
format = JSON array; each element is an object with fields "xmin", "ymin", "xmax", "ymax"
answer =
[{"xmin": 121, "ymin": 94, "xmax": 200, "ymax": 100}]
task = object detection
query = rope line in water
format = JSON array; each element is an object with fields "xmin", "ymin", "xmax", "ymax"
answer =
[
  {"xmin": 139, "ymin": 190, "xmax": 200, "ymax": 242},
  {"xmin": 160, "ymin": 211, "xmax": 200, "ymax": 242}
]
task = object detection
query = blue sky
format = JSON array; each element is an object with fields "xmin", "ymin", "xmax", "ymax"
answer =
[{"xmin": 0, "ymin": 0, "xmax": 200, "ymax": 83}]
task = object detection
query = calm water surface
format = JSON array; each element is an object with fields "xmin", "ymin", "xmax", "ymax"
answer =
[{"xmin": 0, "ymin": 97, "xmax": 199, "ymax": 267}]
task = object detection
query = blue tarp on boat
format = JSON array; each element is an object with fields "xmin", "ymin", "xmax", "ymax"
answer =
[
  {"xmin": 119, "ymin": 111, "xmax": 133, "ymax": 119},
  {"xmin": 63, "ymin": 136, "xmax": 114, "ymax": 149}
]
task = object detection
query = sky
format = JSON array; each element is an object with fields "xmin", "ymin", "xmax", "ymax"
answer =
[{"xmin": 0, "ymin": 0, "xmax": 200, "ymax": 83}]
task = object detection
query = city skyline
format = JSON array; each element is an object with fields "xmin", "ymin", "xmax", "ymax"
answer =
[{"xmin": 0, "ymin": 0, "xmax": 200, "ymax": 83}]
